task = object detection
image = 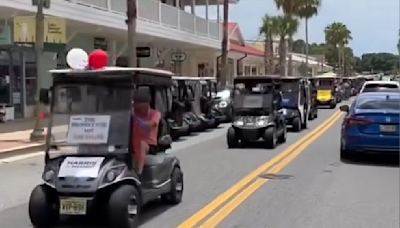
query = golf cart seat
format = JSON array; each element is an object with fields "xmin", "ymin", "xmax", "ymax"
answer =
[{"xmin": 141, "ymin": 118, "xmax": 175, "ymax": 186}]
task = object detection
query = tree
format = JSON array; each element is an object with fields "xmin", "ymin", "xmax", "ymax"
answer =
[
  {"xmin": 259, "ymin": 15, "xmax": 279, "ymax": 74},
  {"xmin": 126, "ymin": 0, "xmax": 137, "ymax": 67},
  {"xmin": 360, "ymin": 53, "xmax": 399, "ymax": 73},
  {"xmin": 219, "ymin": 0, "xmax": 229, "ymax": 85},
  {"xmin": 295, "ymin": 0, "xmax": 321, "ymax": 71},
  {"xmin": 324, "ymin": 22, "xmax": 352, "ymax": 75},
  {"xmin": 273, "ymin": 15, "xmax": 299, "ymax": 76}
]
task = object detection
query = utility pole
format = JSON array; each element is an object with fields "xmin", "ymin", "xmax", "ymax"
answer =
[
  {"xmin": 126, "ymin": 0, "xmax": 137, "ymax": 67},
  {"xmin": 30, "ymin": 0, "xmax": 50, "ymax": 141},
  {"xmin": 220, "ymin": 0, "xmax": 229, "ymax": 85}
]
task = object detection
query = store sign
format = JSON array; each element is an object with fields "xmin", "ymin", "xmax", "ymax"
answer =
[
  {"xmin": 137, "ymin": 47, "xmax": 151, "ymax": 58},
  {"xmin": 94, "ymin": 37, "xmax": 107, "ymax": 51}
]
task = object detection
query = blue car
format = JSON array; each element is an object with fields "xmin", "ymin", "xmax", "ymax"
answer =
[{"xmin": 339, "ymin": 92, "xmax": 399, "ymax": 160}]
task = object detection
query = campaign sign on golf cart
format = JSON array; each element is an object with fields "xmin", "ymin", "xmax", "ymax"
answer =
[
  {"xmin": 58, "ymin": 157, "xmax": 105, "ymax": 178},
  {"xmin": 66, "ymin": 115, "xmax": 110, "ymax": 144}
]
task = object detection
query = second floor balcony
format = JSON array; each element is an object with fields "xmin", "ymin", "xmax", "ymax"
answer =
[{"xmin": 68, "ymin": 0, "xmax": 221, "ymax": 40}]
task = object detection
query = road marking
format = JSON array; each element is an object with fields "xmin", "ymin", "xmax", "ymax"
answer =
[
  {"xmin": 176, "ymin": 110, "xmax": 342, "ymax": 228},
  {"xmin": 0, "ymin": 125, "xmax": 230, "ymax": 164},
  {"xmin": 199, "ymin": 112, "xmax": 343, "ymax": 227}
]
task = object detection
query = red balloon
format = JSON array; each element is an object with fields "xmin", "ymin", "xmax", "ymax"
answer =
[{"xmin": 88, "ymin": 49, "xmax": 108, "ymax": 69}]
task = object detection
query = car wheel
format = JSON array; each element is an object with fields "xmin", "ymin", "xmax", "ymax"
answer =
[
  {"xmin": 264, "ymin": 127, "xmax": 276, "ymax": 149},
  {"xmin": 161, "ymin": 167, "xmax": 183, "ymax": 205},
  {"xmin": 227, "ymin": 127, "xmax": 239, "ymax": 148},
  {"xmin": 292, "ymin": 117, "xmax": 302, "ymax": 132},
  {"xmin": 340, "ymin": 143, "xmax": 353, "ymax": 162},
  {"xmin": 29, "ymin": 185, "xmax": 59, "ymax": 228},
  {"xmin": 108, "ymin": 185, "xmax": 140, "ymax": 228}
]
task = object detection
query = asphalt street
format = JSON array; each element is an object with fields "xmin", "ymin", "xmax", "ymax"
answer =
[{"xmin": 0, "ymin": 102, "xmax": 397, "ymax": 228}]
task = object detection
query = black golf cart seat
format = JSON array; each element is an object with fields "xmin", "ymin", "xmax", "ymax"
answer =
[{"xmin": 141, "ymin": 102, "xmax": 176, "ymax": 187}]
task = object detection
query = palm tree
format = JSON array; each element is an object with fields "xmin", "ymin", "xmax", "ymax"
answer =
[
  {"xmin": 273, "ymin": 15, "xmax": 299, "ymax": 76},
  {"xmin": 283, "ymin": 16, "xmax": 299, "ymax": 76},
  {"xmin": 259, "ymin": 15, "xmax": 279, "ymax": 74},
  {"xmin": 274, "ymin": 0, "xmax": 322, "ymax": 74},
  {"xmin": 325, "ymin": 22, "xmax": 352, "ymax": 75},
  {"xmin": 219, "ymin": 0, "xmax": 229, "ymax": 84},
  {"xmin": 127, "ymin": 0, "xmax": 137, "ymax": 67}
]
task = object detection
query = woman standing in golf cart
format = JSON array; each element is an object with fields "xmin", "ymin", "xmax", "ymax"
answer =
[{"xmin": 132, "ymin": 87, "xmax": 161, "ymax": 175}]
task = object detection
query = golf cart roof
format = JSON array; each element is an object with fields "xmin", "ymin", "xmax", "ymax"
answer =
[
  {"xmin": 172, "ymin": 76, "xmax": 201, "ymax": 80},
  {"xmin": 234, "ymin": 75, "xmax": 282, "ymax": 83},
  {"xmin": 201, "ymin": 77, "xmax": 217, "ymax": 81},
  {"xmin": 50, "ymin": 67, "xmax": 173, "ymax": 78},
  {"xmin": 280, "ymin": 76, "xmax": 305, "ymax": 81},
  {"xmin": 314, "ymin": 75, "xmax": 338, "ymax": 79},
  {"xmin": 50, "ymin": 67, "xmax": 173, "ymax": 87}
]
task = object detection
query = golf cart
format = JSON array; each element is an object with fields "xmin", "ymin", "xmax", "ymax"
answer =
[
  {"xmin": 173, "ymin": 76, "xmax": 214, "ymax": 131},
  {"xmin": 314, "ymin": 74, "xmax": 338, "ymax": 108},
  {"xmin": 28, "ymin": 49, "xmax": 183, "ymax": 228},
  {"xmin": 167, "ymin": 80, "xmax": 190, "ymax": 140},
  {"xmin": 200, "ymin": 77, "xmax": 225, "ymax": 128},
  {"xmin": 226, "ymin": 76, "xmax": 287, "ymax": 149},
  {"xmin": 172, "ymin": 77, "xmax": 202, "ymax": 132},
  {"xmin": 280, "ymin": 76, "xmax": 310, "ymax": 132}
]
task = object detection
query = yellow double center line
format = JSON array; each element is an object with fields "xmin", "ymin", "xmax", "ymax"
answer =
[{"xmin": 177, "ymin": 110, "xmax": 343, "ymax": 228}]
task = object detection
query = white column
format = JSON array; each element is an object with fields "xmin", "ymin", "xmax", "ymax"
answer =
[
  {"xmin": 205, "ymin": 0, "xmax": 209, "ymax": 35},
  {"xmin": 191, "ymin": 0, "xmax": 195, "ymax": 14},
  {"xmin": 175, "ymin": 0, "xmax": 179, "ymax": 7},
  {"xmin": 216, "ymin": 3, "xmax": 220, "ymax": 38}
]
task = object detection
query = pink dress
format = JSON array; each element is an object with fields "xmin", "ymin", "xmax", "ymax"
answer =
[{"xmin": 132, "ymin": 109, "xmax": 161, "ymax": 160}]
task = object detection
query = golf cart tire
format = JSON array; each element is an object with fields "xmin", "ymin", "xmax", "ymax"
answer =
[
  {"xmin": 277, "ymin": 125, "xmax": 287, "ymax": 143},
  {"xmin": 161, "ymin": 167, "xmax": 184, "ymax": 205},
  {"xmin": 264, "ymin": 127, "xmax": 276, "ymax": 149},
  {"xmin": 29, "ymin": 184, "xmax": 59, "ymax": 228},
  {"xmin": 330, "ymin": 102, "xmax": 337, "ymax": 109},
  {"xmin": 292, "ymin": 117, "xmax": 302, "ymax": 132},
  {"xmin": 227, "ymin": 127, "xmax": 238, "ymax": 148},
  {"xmin": 108, "ymin": 185, "xmax": 140, "ymax": 228}
]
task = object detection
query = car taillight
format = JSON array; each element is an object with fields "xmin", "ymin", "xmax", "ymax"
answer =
[{"xmin": 343, "ymin": 117, "xmax": 373, "ymax": 126}]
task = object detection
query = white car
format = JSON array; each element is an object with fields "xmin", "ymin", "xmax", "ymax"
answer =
[{"xmin": 360, "ymin": 81, "xmax": 400, "ymax": 93}]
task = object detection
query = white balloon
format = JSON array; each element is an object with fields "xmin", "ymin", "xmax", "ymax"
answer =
[{"xmin": 66, "ymin": 48, "xmax": 88, "ymax": 70}]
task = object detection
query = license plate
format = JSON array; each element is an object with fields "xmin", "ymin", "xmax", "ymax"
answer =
[
  {"xmin": 60, "ymin": 198, "xmax": 87, "ymax": 215},
  {"xmin": 379, "ymin": 125, "xmax": 396, "ymax": 132}
]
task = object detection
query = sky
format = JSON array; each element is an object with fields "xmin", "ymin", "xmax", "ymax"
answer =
[{"xmin": 194, "ymin": 0, "xmax": 400, "ymax": 56}]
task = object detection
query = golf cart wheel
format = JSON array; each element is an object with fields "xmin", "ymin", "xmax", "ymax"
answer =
[
  {"xmin": 301, "ymin": 116, "xmax": 308, "ymax": 129},
  {"xmin": 29, "ymin": 184, "xmax": 59, "ymax": 228},
  {"xmin": 226, "ymin": 127, "xmax": 238, "ymax": 148},
  {"xmin": 330, "ymin": 102, "xmax": 337, "ymax": 109},
  {"xmin": 292, "ymin": 117, "xmax": 302, "ymax": 132},
  {"xmin": 277, "ymin": 124, "xmax": 287, "ymax": 143},
  {"xmin": 264, "ymin": 127, "xmax": 276, "ymax": 149},
  {"xmin": 108, "ymin": 185, "xmax": 140, "ymax": 228},
  {"xmin": 161, "ymin": 167, "xmax": 184, "ymax": 205},
  {"xmin": 314, "ymin": 109, "xmax": 318, "ymax": 119}
]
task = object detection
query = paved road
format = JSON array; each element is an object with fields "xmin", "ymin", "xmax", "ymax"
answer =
[{"xmin": 0, "ymin": 103, "xmax": 396, "ymax": 228}]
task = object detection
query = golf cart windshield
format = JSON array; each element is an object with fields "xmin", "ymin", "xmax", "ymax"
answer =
[
  {"xmin": 317, "ymin": 79, "xmax": 334, "ymax": 89},
  {"xmin": 281, "ymin": 81, "xmax": 299, "ymax": 93},
  {"xmin": 49, "ymin": 83, "xmax": 131, "ymax": 157},
  {"xmin": 233, "ymin": 94, "xmax": 272, "ymax": 109}
]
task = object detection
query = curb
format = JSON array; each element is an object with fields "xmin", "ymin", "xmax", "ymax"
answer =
[{"xmin": 0, "ymin": 143, "xmax": 45, "ymax": 160}]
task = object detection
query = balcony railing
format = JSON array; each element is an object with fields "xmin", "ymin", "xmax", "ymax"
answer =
[{"xmin": 67, "ymin": 0, "xmax": 221, "ymax": 39}]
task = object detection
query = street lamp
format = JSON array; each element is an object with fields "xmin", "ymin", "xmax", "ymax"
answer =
[{"xmin": 30, "ymin": 0, "xmax": 50, "ymax": 141}]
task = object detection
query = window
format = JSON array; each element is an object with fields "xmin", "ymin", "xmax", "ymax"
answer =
[{"xmin": 251, "ymin": 66, "xmax": 257, "ymax": 75}]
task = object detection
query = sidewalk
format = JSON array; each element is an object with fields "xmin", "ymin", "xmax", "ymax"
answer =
[{"xmin": 0, "ymin": 123, "xmax": 68, "ymax": 155}]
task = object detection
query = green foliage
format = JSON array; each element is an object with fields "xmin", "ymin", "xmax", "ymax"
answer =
[{"xmin": 360, "ymin": 53, "xmax": 399, "ymax": 73}]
